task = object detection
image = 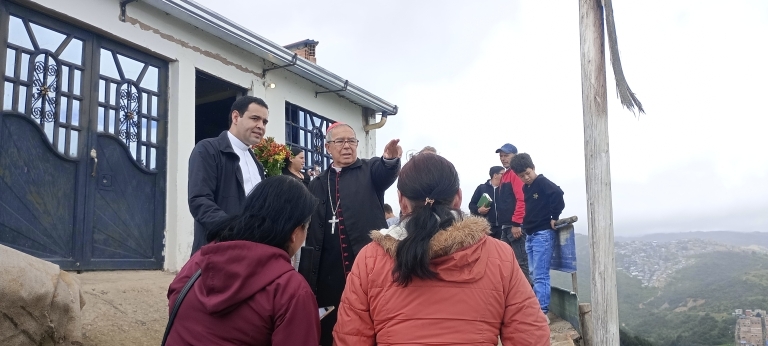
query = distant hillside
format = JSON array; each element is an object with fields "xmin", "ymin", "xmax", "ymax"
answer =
[
  {"xmin": 551, "ymin": 233, "xmax": 767, "ymax": 345},
  {"xmin": 616, "ymin": 231, "xmax": 768, "ymax": 251}
]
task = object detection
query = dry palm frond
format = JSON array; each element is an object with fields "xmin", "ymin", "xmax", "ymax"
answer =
[{"xmin": 603, "ymin": 0, "xmax": 645, "ymax": 115}]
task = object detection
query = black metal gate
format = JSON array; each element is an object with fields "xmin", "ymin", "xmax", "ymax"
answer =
[{"xmin": 0, "ymin": 2, "xmax": 167, "ymax": 270}]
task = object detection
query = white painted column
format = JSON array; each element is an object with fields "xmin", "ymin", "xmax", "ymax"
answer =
[
  {"xmin": 164, "ymin": 60, "xmax": 196, "ymax": 272},
  {"xmin": 362, "ymin": 111, "xmax": 379, "ymax": 159}
]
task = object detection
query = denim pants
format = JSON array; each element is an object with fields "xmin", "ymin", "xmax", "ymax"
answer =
[
  {"xmin": 525, "ymin": 229, "xmax": 555, "ymax": 313},
  {"xmin": 501, "ymin": 227, "xmax": 532, "ymax": 286}
]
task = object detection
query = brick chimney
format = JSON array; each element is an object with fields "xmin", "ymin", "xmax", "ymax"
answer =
[{"xmin": 284, "ymin": 39, "xmax": 319, "ymax": 64}]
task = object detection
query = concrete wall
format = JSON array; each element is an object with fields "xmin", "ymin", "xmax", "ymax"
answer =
[{"xmin": 21, "ymin": 0, "xmax": 375, "ymax": 271}]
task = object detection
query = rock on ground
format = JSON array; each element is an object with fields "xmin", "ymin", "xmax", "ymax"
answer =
[
  {"xmin": 0, "ymin": 245, "xmax": 85, "ymax": 346},
  {"xmin": 549, "ymin": 312, "xmax": 581, "ymax": 346}
]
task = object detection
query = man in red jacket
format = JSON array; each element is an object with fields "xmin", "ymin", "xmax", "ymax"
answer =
[{"xmin": 496, "ymin": 143, "xmax": 531, "ymax": 285}]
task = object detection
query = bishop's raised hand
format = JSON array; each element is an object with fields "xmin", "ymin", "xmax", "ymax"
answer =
[{"xmin": 382, "ymin": 139, "xmax": 402, "ymax": 159}]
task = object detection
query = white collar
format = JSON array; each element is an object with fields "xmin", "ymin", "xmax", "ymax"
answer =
[
  {"xmin": 379, "ymin": 223, "xmax": 409, "ymax": 241},
  {"xmin": 227, "ymin": 131, "xmax": 250, "ymax": 151},
  {"xmin": 377, "ymin": 210, "xmax": 463, "ymax": 241}
]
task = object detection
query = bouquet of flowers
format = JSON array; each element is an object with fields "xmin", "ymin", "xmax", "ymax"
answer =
[{"xmin": 251, "ymin": 137, "xmax": 292, "ymax": 177}]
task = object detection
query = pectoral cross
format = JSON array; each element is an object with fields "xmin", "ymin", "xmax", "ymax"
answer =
[{"xmin": 328, "ymin": 215, "xmax": 339, "ymax": 234}]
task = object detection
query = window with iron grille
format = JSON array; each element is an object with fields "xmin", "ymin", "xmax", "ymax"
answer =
[{"xmin": 285, "ymin": 102, "xmax": 334, "ymax": 170}]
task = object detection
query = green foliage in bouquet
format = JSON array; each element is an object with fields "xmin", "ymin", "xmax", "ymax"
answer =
[{"xmin": 251, "ymin": 137, "xmax": 292, "ymax": 177}]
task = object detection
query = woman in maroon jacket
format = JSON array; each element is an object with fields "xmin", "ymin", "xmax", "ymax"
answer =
[{"xmin": 166, "ymin": 175, "xmax": 320, "ymax": 345}]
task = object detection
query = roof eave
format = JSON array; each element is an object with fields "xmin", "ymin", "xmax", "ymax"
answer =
[{"xmin": 141, "ymin": 0, "xmax": 398, "ymax": 115}]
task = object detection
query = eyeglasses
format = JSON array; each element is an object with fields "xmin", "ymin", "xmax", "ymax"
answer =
[{"xmin": 329, "ymin": 139, "xmax": 359, "ymax": 147}]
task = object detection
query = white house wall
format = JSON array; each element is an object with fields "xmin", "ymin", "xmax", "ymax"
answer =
[{"xmin": 21, "ymin": 0, "xmax": 375, "ymax": 271}]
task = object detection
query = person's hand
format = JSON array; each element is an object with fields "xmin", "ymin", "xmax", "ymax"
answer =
[
  {"xmin": 478, "ymin": 206, "xmax": 490, "ymax": 215},
  {"xmin": 382, "ymin": 139, "xmax": 403, "ymax": 159},
  {"xmin": 512, "ymin": 226, "xmax": 523, "ymax": 239},
  {"xmin": 551, "ymin": 220, "xmax": 557, "ymax": 230}
]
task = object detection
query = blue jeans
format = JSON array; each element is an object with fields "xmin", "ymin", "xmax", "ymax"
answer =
[{"xmin": 525, "ymin": 229, "xmax": 555, "ymax": 313}]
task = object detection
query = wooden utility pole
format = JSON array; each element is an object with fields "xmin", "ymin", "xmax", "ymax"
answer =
[{"xmin": 579, "ymin": 0, "xmax": 620, "ymax": 344}]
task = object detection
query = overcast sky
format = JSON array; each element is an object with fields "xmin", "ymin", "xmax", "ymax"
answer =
[{"xmin": 197, "ymin": 0, "xmax": 768, "ymax": 236}]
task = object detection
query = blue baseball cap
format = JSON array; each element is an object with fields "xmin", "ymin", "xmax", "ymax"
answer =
[{"xmin": 495, "ymin": 143, "xmax": 518, "ymax": 154}]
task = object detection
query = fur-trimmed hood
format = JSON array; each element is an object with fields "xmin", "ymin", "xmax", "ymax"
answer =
[
  {"xmin": 371, "ymin": 216, "xmax": 490, "ymax": 260},
  {"xmin": 369, "ymin": 216, "xmax": 491, "ymax": 283}
]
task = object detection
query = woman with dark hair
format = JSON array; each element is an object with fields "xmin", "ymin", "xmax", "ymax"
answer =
[
  {"xmin": 282, "ymin": 147, "xmax": 311, "ymax": 187},
  {"xmin": 165, "ymin": 176, "xmax": 320, "ymax": 345},
  {"xmin": 333, "ymin": 154, "xmax": 550, "ymax": 345}
]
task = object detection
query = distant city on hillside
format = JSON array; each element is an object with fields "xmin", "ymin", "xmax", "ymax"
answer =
[{"xmin": 616, "ymin": 238, "xmax": 744, "ymax": 287}]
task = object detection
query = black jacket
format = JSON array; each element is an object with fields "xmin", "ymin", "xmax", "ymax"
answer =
[
  {"xmin": 282, "ymin": 167, "xmax": 310, "ymax": 187},
  {"xmin": 522, "ymin": 174, "xmax": 565, "ymax": 234},
  {"xmin": 188, "ymin": 131, "xmax": 265, "ymax": 254},
  {"xmin": 302, "ymin": 157, "xmax": 399, "ymax": 292},
  {"xmin": 469, "ymin": 180, "xmax": 515, "ymax": 227}
]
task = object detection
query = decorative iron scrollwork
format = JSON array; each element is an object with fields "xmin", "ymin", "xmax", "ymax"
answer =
[
  {"xmin": 31, "ymin": 54, "xmax": 58, "ymax": 124},
  {"xmin": 118, "ymin": 83, "xmax": 139, "ymax": 144},
  {"xmin": 311, "ymin": 126, "xmax": 325, "ymax": 165}
]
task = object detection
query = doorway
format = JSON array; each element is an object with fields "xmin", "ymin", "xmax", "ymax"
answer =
[{"xmin": 195, "ymin": 71, "xmax": 246, "ymax": 143}]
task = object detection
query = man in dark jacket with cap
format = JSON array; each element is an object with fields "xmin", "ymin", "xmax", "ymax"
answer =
[
  {"xmin": 495, "ymin": 143, "xmax": 531, "ymax": 285},
  {"xmin": 187, "ymin": 96, "xmax": 267, "ymax": 255}
]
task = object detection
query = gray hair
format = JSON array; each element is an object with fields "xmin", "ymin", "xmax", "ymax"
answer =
[{"xmin": 326, "ymin": 123, "xmax": 356, "ymax": 141}]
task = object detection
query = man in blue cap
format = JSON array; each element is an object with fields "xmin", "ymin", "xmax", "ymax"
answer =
[{"xmin": 495, "ymin": 143, "xmax": 531, "ymax": 285}]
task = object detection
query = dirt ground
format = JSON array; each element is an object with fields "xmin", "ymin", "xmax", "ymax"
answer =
[
  {"xmin": 76, "ymin": 270, "xmax": 174, "ymax": 346},
  {"xmin": 74, "ymin": 270, "xmax": 579, "ymax": 346}
]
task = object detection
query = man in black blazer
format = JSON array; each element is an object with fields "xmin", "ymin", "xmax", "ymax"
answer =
[{"xmin": 187, "ymin": 96, "xmax": 268, "ymax": 255}]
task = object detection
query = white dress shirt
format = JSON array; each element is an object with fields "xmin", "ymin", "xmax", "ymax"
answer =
[{"xmin": 227, "ymin": 131, "xmax": 262, "ymax": 196}]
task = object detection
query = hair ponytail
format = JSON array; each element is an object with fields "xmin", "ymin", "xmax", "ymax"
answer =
[{"xmin": 391, "ymin": 154, "xmax": 461, "ymax": 286}]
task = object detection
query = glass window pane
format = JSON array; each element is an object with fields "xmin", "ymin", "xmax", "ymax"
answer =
[
  {"xmin": 5, "ymin": 48, "xmax": 16, "ymax": 78},
  {"xmin": 72, "ymin": 69, "xmax": 81, "ymax": 95},
  {"xmin": 140, "ymin": 66, "xmax": 158, "ymax": 92},
  {"xmin": 117, "ymin": 54, "xmax": 144, "ymax": 81},
  {"xmin": 8, "ymin": 16, "xmax": 34, "ymax": 50},
  {"xmin": 58, "ymin": 96, "xmax": 67, "ymax": 123},
  {"xmin": 98, "ymin": 107, "xmax": 105, "ymax": 132},
  {"xmin": 139, "ymin": 145, "xmax": 147, "ymax": 166},
  {"xmin": 150, "ymin": 120, "xmax": 157, "ymax": 143},
  {"xmin": 44, "ymin": 121, "xmax": 54, "ymax": 142},
  {"xmin": 141, "ymin": 92, "xmax": 148, "ymax": 114},
  {"xmin": 3, "ymin": 82, "xmax": 13, "ymax": 110},
  {"xmin": 17, "ymin": 86, "xmax": 27, "ymax": 113},
  {"xmin": 141, "ymin": 117, "xmax": 147, "ymax": 142},
  {"xmin": 110, "ymin": 109, "xmax": 117, "ymax": 134},
  {"xmin": 151, "ymin": 95, "xmax": 157, "ymax": 116},
  {"xmin": 69, "ymin": 130, "xmax": 78, "ymax": 157},
  {"xmin": 20, "ymin": 53, "xmax": 30, "ymax": 81},
  {"xmin": 99, "ymin": 49, "xmax": 120, "ymax": 79},
  {"xmin": 130, "ymin": 141, "xmax": 138, "ymax": 161},
  {"xmin": 29, "ymin": 22, "xmax": 66, "ymax": 52},
  {"xmin": 72, "ymin": 99, "xmax": 80, "ymax": 126},
  {"xmin": 60, "ymin": 65, "xmax": 69, "ymax": 93},
  {"xmin": 57, "ymin": 127, "xmax": 66, "ymax": 152},
  {"xmin": 109, "ymin": 83, "xmax": 117, "ymax": 106},
  {"xmin": 98, "ymin": 80, "xmax": 105, "ymax": 103},
  {"xmin": 58, "ymin": 38, "xmax": 83, "ymax": 65},
  {"xmin": 150, "ymin": 147, "xmax": 157, "ymax": 170}
]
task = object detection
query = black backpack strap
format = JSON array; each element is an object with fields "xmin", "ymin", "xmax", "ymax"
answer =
[{"xmin": 162, "ymin": 269, "xmax": 202, "ymax": 346}]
